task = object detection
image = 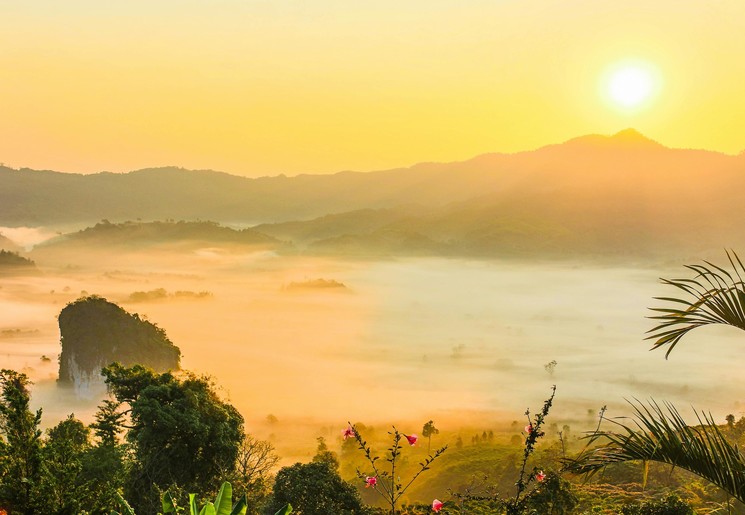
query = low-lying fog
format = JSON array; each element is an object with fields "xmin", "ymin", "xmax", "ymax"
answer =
[{"xmin": 2, "ymin": 242, "xmax": 743, "ymax": 459}]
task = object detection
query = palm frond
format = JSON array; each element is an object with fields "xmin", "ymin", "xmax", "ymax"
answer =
[
  {"xmin": 568, "ymin": 400, "xmax": 745, "ymax": 504},
  {"xmin": 647, "ymin": 250, "xmax": 745, "ymax": 358}
]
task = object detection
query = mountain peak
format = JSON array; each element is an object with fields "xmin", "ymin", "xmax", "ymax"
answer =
[
  {"xmin": 610, "ymin": 128, "xmax": 659, "ymax": 145},
  {"xmin": 556, "ymin": 128, "xmax": 664, "ymax": 152},
  {"xmin": 613, "ymin": 127, "xmax": 644, "ymax": 139}
]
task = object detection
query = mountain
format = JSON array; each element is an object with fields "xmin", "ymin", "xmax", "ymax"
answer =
[
  {"xmin": 252, "ymin": 131, "xmax": 745, "ymax": 259},
  {"xmin": 6, "ymin": 130, "xmax": 745, "ymax": 260},
  {"xmin": 3, "ymin": 130, "xmax": 743, "ymax": 229}
]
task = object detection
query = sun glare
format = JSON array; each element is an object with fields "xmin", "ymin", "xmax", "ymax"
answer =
[{"xmin": 602, "ymin": 61, "xmax": 660, "ymax": 111}]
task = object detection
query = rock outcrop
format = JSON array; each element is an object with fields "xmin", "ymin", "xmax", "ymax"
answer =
[{"xmin": 58, "ymin": 296, "xmax": 181, "ymax": 398}]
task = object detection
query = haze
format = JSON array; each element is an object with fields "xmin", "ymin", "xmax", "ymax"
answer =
[
  {"xmin": 3, "ymin": 237, "xmax": 744, "ymax": 461},
  {"xmin": 3, "ymin": 126, "xmax": 745, "ymax": 461}
]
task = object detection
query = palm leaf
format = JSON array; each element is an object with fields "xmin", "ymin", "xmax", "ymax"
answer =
[
  {"xmin": 647, "ymin": 250, "xmax": 745, "ymax": 358},
  {"xmin": 568, "ymin": 400, "xmax": 745, "ymax": 503}
]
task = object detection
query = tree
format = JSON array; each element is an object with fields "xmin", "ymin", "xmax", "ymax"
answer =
[
  {"xmin": 102, "ymin": 363, "xmax": 244, "ymax": 513},
  {"xmin": 82, "ymin": 400, "xmax": 128, "ymax": 512},
  {"xmin": 521, "ymin": 472, "xmax": 578, "ymax": 514},
  {"xmin": 544, "ymin": 360, "xmax": 557, "ymax": 377},
  {"xmin": 220, "ymin": 435, "xmax": 279, "ymax": 515},
  {"xmin": 34, "ymin": 415, "xmax": 92, "ymax": 513},
  {"xmin": 422, "ymin": 420, "xmax": 439, "ymax": 453},
  {"xmin": 267, "ymin": 458, "xmax": 366, "ymax": 515},
  {"xmin": 0, "ymin": 370, "xmax": 42, "ymax": 514},
  {"xmin": 571, "ymin": 253, "xmax": 745, "ymax": 505}
]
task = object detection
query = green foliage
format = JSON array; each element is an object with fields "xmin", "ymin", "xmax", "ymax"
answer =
[
  {"xmin": 0, "ymin": 369, "xmax": 42, "ymax": 514},
  {"xmin": 102, "ymin": 363, "xmax": 245, "ymax": 513},
  {"xmin": 34, "ymin": 415, "xmax": 92, "ymax": 513},
  {"xmin": 570, "ymin": 253, "xmax": 745, "ymax": 509},
  {"xmin": 268, "ymin": 445, "xmax": 366, "ymax": 515},
  {"xmin": 620, "ymin": 494, "xmax": 694, "ymax": 515},
  {"xmin": 570, "ymin": 400, "xmax": 745, "ymax": 504},
  {"xmin": 161, "ymin": 481, "xmax": 249, "ymax": 515},
  {"xmin": 502, "ymin": 386, "xmax": 557, "ymax": 515},
  {"xmin": 58, "ymin": 296, "xmax": 181, "ymax": 385},
  {"xmin": 90, "ymin": 399, "xmax": 125, "ymax": 446},
  {"xmin": 0, "ymin": 371, "xmax": 129, "ymax": 513},
  {"xmin": 81, "ymin": 403, "xmax": 128, "ymax": 512},
  {"xmin": 312, "ymin": 437, "xmax": 339, "ymax": 468},
  {"xmin": 647, "ymin": 250, "xmax": 745, "ymax": 357},
  {"xmin": 521, "ymin": 472, "xmax": 577, "ymax": 514}
]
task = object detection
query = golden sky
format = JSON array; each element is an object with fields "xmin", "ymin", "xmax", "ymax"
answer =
[{"xmin": 2, "ymin": 0, "xmax": 744, "ymax": 176}]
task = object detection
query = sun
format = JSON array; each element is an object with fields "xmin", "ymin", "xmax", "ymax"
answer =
[
  {"xmin": 609, "ymin": 68, "xmax": 653, "ymax": 107},
  {"xmin": 601, "ymin": 61, "xmax": 661, "ymax": 111}
]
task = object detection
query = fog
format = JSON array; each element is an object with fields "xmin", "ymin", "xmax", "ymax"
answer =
[{"xmin": 2, "ymin": 241, "xmax": 744, "ymax": 459}]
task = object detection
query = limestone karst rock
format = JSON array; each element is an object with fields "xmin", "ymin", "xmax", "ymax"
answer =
[{"xmin": 57, "ymin": 296, "xmax": 180, "ymax": 398}]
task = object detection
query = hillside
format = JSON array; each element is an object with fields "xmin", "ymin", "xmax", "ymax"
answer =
[
  {"xmin": 32, "ymin": 220, "xmax": 283, "ymax": 254},
  {"xmin": 257, "ymin": 180, "xmax": 744, "ymax": 261},
  {"xmin": 0, "ymin": 249, "xmax": 37, "ymax": 273}
]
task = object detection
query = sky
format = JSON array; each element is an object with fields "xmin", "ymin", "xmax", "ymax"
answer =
[{"xmin": 1, "ymin": 0, "xmax": 745, "ymax": 177}]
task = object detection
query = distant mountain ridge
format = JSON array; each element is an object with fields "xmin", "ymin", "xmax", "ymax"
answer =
[
  {"xmin": 2, "ymin": 129, "xmax": 743, "ymax": 228},
  {"xmin": 5, "ymin": 130, "xmax": 745, "ymax": 260}
]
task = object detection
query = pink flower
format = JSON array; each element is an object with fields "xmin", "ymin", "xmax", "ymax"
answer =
[
  {"xmin": 406, "ymin": 434, "xmax": 418, "ymax": 446},
  {"xmin": 524, "ymin": 424, "xmax": 533, "ymax": 434},
  {"xmin": 432, "ymin": 499, "xmax": 444, "ymax": 512},
  {"xmin": 365, "ymin": 476, "xmax": 377, "ymax": 488},
  {"xmin": 342, "ymin": 424, "xmax": 355, "ymax": 440},
  {"xmin": 536, "ymin": 470, "xmax": 546, "ymax": 482}
]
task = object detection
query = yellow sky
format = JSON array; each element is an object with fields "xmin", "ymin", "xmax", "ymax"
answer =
[{"xmin": 1, "ymin": 0, "xmax": 744, "ymax": 176}]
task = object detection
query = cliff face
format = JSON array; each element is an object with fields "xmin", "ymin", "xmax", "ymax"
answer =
[{"xmin": 58, "ymin": 296, "xmax": 181, "ymax": 398}]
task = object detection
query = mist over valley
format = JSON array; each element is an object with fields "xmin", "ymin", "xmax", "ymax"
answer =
[{"xmin": 2, "ymin": 133, "xmax": 743, "ymax": 455}]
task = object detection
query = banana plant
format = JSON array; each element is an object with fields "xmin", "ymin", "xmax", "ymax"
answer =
[
  {"xmin": 114, "ymin": 482, "xmax": 291, "ymax": 515},
  {"xmin": 160, "ymin": 482, "xmax": 244, "ymax": 515}
]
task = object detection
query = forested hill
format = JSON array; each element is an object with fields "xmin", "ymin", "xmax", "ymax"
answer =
[
  {"xmin": 3, "ymin": 129, "xmax": 745, "ymax": 228},
  {"xmin": 0, "ymin": 250, "xmax": 37, "ymax": 272},
  {"xmin": 32, "ymin": 220, "xmax": 281, "ymax": 252}
]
